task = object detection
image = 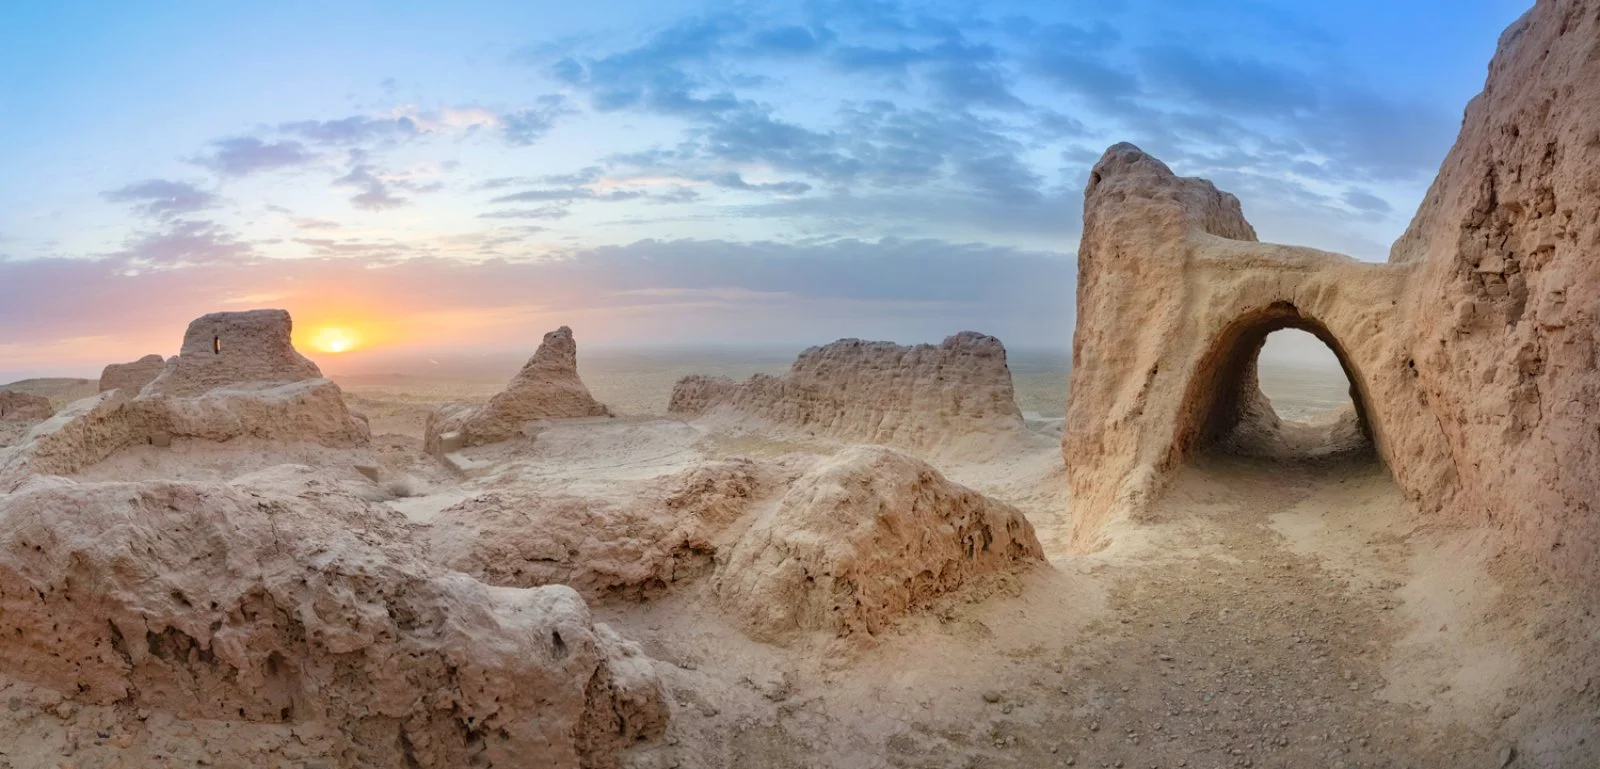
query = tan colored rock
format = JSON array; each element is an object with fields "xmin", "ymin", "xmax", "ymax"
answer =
[
  {"xmin": 1384, "ymin": 0, "xmax": 1600, "ymax": 577},
  {"xmin": 0, "ymin": 390, "xmax": 53, "ymax": 423},
  {"xmin": 98, "ymin": 354, "xmax": 165, "ymax": 394},
  {"xmin": 143, "ymin": 309, "xmax": 323, "ymax": 398},
  {"xmin": 1061, "ymin": 144, "xmax": 1440, "ymax": 549},
  {"xmin": 425, "ymin": 326, "xmax": 612, "ymax": 454},
  {"xmin": 0, "ymin": 391, "xmax": 145, "ymax": 486},
  {"xmin": 668, "ymin": 332, "xmax": 1024, "ymax": 450},
  {"xmin": 424, "ymin": 458, "xmax": 766, "ymax": 601},
  {"xmin": 1063, "ymin": 0, "xmax": 1600, "ymax": 579},
  {"xmin": 0, "ymin": 311, "xmax": 366, "ymax": 488},
  {"xmin": 0, "ymin": 390, "xmax": 56, "ymax": 449},
  {"xmin": 713, "ymin": 446, "xmax": 1044, "ymax": 644},
  {"xmin": 148, "ymin": 380, "xmax": 369, "ymax": 448},
  {"xmin": 0, "ymin": 468, "xmax": 666, "ymax": 768}
]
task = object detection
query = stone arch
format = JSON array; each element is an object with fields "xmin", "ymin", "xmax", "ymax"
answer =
[{"xmin": 1168, "ymin": 300, "xmax": 1379, "ymax": 465}]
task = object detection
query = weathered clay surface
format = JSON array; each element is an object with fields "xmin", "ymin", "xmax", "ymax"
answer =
[
  {"xmin": 0, "ymin": 468, "xmax": 666, "ymax": 769},
  {"xmin": 1385, "ymin": 0, "xmax": 1600, "ymax": 577},
  {"xmin": 0, "ymin": 390, "xmax": 53, "ymax": 423},
  {"xmin": 0, "ymin": 311, "xmax": 367, "ymax": 488},
  {"xmin": 1063, "ymin": 0, "xmax": 1600, "ymax": 579},
  {"xmin": 424, "ymin": 458, "xmax": 767, "ymax": 601},
  {"xmin": 150, "ymin": 380, "xmax": 370, "ymax": 448},
  {"xmin": 98, "ymin": 354, "xmax": 166, "ymax": 394},
  {"xmin": 144, "ymin": 310, "xmax": 323, "ymax": 398},
  {"xmin": 1061, "ymin": 144, "xmax": 1430, "ymax": 547},
  {"xmin": 425, "ymin": 326, "xmax": 612, "ymax": 454},
  {"xmin": 0, "ymin": 391, "xmax": 54, "ymax": 447},
  {"xmin": 669, "ymin": 332, "xmax": 1024, "ymax": 450},
  {"xmin": 0, "ymin": 391, "xmax": 146, "ymax": 487},
  {"xmin": 714, "ymin": 446, "xmax": 1044, "ymax": 644}
]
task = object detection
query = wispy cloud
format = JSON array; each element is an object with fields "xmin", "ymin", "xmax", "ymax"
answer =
[
  {"xmin": 102, "ymin": 179, "xmax": 220, "ymax": 219},
  {"xmin": 193, "ymin": 137, "xmax": 317, "ymax": 176}
]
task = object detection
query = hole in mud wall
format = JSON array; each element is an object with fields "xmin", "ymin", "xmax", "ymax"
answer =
[
  {"xmin": 213, "ymin": 335, "xmax": 221, "ymax": 355},
  {"xmin": 1172, "ymin": 302, "xmax": 1379, "ymax": 465}
]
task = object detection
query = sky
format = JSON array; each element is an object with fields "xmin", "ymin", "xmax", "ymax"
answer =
[{"xmin": 0, "ymin": 0, "xmax": 1527, "ymax": 379}]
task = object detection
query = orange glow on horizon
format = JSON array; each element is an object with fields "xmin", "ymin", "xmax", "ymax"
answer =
[{"xmin": 305, "ymin": 326, "xmax": 362, "ymax": 354}]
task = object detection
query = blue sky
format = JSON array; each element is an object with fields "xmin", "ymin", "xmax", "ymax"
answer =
[{"xmin": 0, "ymin": 0, "xmax": 1525, "ymax": 378}]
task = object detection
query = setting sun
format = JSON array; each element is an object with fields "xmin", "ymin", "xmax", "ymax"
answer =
[{"xmin": 308, "ymin": 326, "xmax": 360, "ymax": 354}]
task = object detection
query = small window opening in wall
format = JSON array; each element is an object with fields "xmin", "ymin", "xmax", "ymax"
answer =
[{"xmin": 213, "ymin": 336, "xmax": 221, "ymax": 355}]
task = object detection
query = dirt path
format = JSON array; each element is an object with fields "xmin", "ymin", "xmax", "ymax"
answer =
[{"xmin": 972, "ymin": 456, "xmax": 1497, "ymax": 769}]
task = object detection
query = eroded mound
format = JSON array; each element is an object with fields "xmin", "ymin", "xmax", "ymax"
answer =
[
  {"xmin": 99, "ymin": 353, "xmax": 166, "ymax": 394},
  {"xmin": 425, "ymin": 326, "xmax": 612, "ymax": 454},
  {"xmin": 713, "ymin": 446, "xmax": 1044, "ymax": 644},
  {"xmin": 0, "ymin": 468, "xmax": 666, "ymax": 768},
  {"xmin": 144, "ymin": 309, "xmax": 323, "ymax": 398},
  {"xmin": 669, "ymin": 332, "xmax": 1024, "ymax": 450},
  {"xmin": 423, "ymin": 458, "xmax": 768, "ymax": 601},
  {"xmin": 0, "ymin": 310, "xmax": 370, "ymax": 489},
  {"xmin": 0, "ymin": 390, "xmax": 54, "ymax": 447}
]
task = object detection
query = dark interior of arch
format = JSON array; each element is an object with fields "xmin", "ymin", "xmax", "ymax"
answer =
[{"xmin": 1172, "ymin": 301, "xmax": 1379, "ymax": 464}]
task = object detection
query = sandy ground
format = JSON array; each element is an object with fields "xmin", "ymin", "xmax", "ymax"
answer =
[{"xmin": 0, "ymin": 361, "xmax": 1594, "ymax": 768}]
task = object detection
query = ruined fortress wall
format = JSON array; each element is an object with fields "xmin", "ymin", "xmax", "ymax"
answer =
[
  {"xmin": 1064, "ymin": 0, "xmax": 1600, "ymax": 579},
  {"xmin": 1389, "ymin": 0, "xmax": 1600, "ymax": 575},
  {"xmin": 669, "ymin": 332, "xmax": 1025, "ymax": 450}
]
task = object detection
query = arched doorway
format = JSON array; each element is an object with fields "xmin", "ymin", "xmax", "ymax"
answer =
[{"xmin": 1170, "ymin": 301, "xmax": 1379, "ymax": 464}]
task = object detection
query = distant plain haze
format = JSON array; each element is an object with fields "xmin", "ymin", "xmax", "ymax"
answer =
[{"xmin": 0, "ymin": 0, "xmax": 1527, "ymax": 381}]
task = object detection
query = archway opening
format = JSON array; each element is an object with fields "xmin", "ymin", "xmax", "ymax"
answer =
[{"xmin": 1172, "ymin": 302, "xmax": 1378, "ymax": 465}]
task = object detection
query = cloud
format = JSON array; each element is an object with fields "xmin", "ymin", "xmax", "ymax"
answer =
[
  {"xmin": 110, "ymin": 219, "xmax": 257, "ymax": 267},
  {"xmin": 279, "ymin": 115, "xmax": 420, "ymax": 144},
  {"xmin": 102, "ymin": 179, "xmax": 220, "ymax": 219},
  {"xmin": 333, "ymin": 156, "xmax": 409, "ymax": 211},
  {"xmin": 488, "ymin": 187, "xmax": 645, "ymax": 204},
  {"xmin": 476, "ymin": 206, "xmax": 570, "ymax": 220},
  {"xmin": 1137, "ymin": 46, "xmax": 1318, "ymax": 116},
  {"xmin": 0, "ymin": 236, "xmax": 1076, "ymax": 377},
  {"xmin": 193, "ymin": 137, "xmax": 317, "ymax": 176},
  {"xmin": 503, "ymin": 95, "xmax": 571, "ymax": 146},
  {"xmin": 706, "ymin": 172, "xmax": 810, "ymax": 195},
  {"xmin": 1342, "ymin": 188, "xmax": 1393, "ymax": 215}
]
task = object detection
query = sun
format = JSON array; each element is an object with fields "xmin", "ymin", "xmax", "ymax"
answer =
[{"xmin": 309, "ymin": 326, "xmax": 360, "ymax": 354}]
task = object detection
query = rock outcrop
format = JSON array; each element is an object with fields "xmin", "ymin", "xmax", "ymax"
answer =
[
  {"xmin": 0, "ymin": 390, "xmax": 54, "ymax": 423},
  {"xmin": 668, "ymin": 332, "xmax": 1025, "ymax": 450},
  {"xmin": 424, "ymin": 458, "xmax": 766, "ymax": 601},
  {"xmin": 98, "ymin": 353, "xmax": 166, "ymax": 394},
  {"xmin": 1063, "ymin": 0, "xmax": 1600, "ymax": 579},
  {"xmin": 1061, "ymin": 145, "xmax": 1436, "ymax": 549},
  {"xmin": 0, "ymin": 310, "xmax": 366, "ymax": 488},
  {"xmin": 1383, "ymin": 0, "xmax": 1600, "ymax": 577},
  {"xmin": 144, "ymin": 309, "xmax": 324, "ymax": 398},
  {"xmin": 0, "ymin": 468, "xmax": 666, "ymax": 768},
  {"xmin": 713, "ymin": 446, "xmax": 1044, "ymax": 644},
  {"xmin": 425, "ymin": 326, "xmax": 612, "ymax": 454},
  {"xmin": 0, "ymin": 391, "xmax": 55, "ymax": 447}
]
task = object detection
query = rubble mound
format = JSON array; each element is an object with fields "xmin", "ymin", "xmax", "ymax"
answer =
[
  {"xmin": 668, "ymin": 332, "xmax": 1024, "ymax": 450},
  {"xmin": 98, "ymin": 353, "xmax": 166, "ymax": 394},
  {"xmin": 713, "ymin": 446, "xmax": 1044, "ymax": 644},
  {"xmin": 425, "ymin": 326, "xmax": 612, "ymax": 454},
  {"xmin": 0, "ymin": 468, "xmax": 666, "ymax": 768},
  {"xmin": 424, "ymin": 458, "xmax": 767, "ymax": 601}
]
